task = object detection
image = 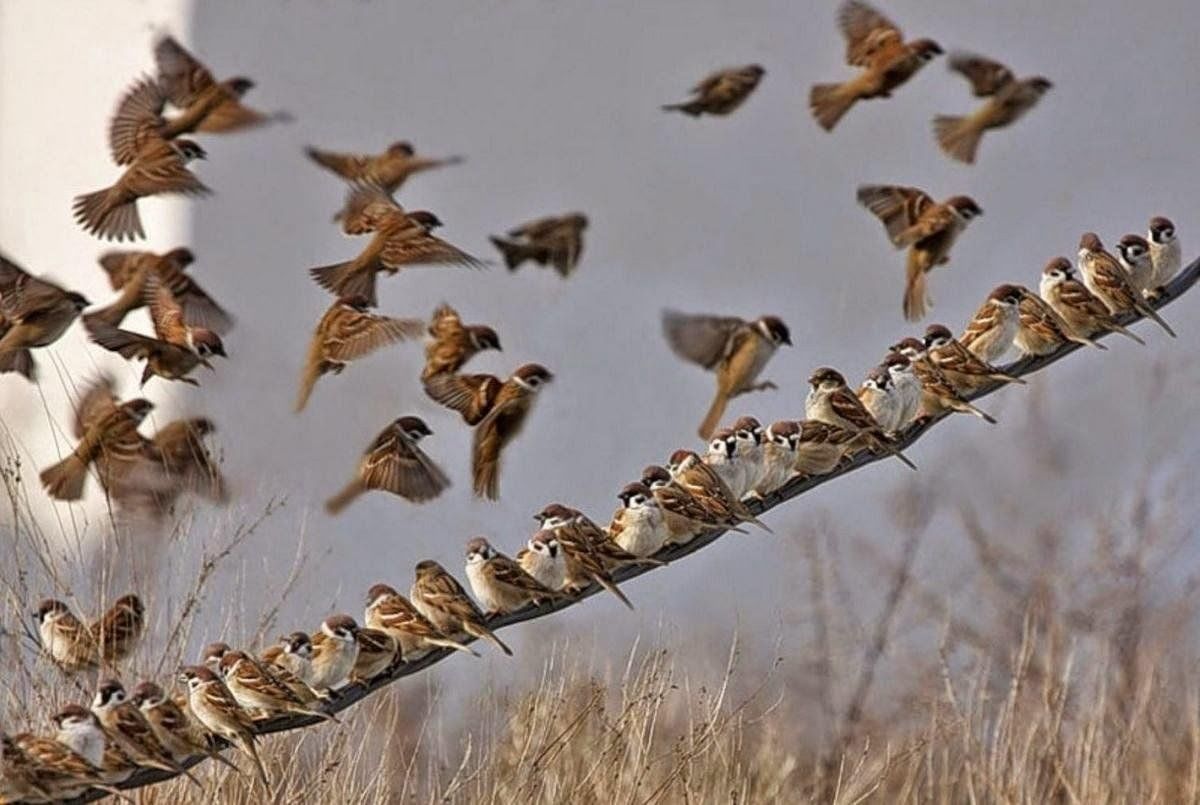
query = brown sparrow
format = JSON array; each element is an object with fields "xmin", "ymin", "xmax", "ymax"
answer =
[
  {"xmin": 879, "ymin": 353, "xmax": 922, "ymax": 431},
  {"xmin": 662, "ymin": 64, "xmax": 765, "ymax": 117},
  {"xmin": 151, "ymin": 416, "xmax": 229, "ymax": 502},
  {"xmin": 752, "ymin": 422, "xmax": 801, "ymax": 496},
  {"xmin": 792, "ymin": 420, "xmax": 858, "ymax": 476},
  {"xmin": 703, "ymin": 428, "xmax": 748, "ymax": 499},
  {"xmin": 470, "ymin": 363, "xmax": 553, "ymax": 500},
  {"xmin": 1014, "ymin": 285, "xmax": 1105, "ymax": 355},
  {"xmin": 1147, "ymin": 216, "xmax": 1180, "ymax": 296},
  {"xmin": 640, "ymin": 465, "xmax": 740, "ymax": 545},
  {"xmin": 1078, "ymin": 232, "xmax": 1175, "ymax": 337},
  {"xmin": 892, "ymin": 338, "xmax": 996, "ymax": 423},
  {"xmin": 805, "ymin": 368, "xmax": 917, "ymax": 469},
  {"xmin": 535, "ymin": 506, "xmax": 635, "ymax": 609},
  {"xmin": 729, "ymin": 416, "xmax": 767, "ymax": 492},
  {"xmin": 608, "ymin": 482, "xmax": 671, "ymax": 556},
  {"xmin": 489, "ymin": 213, "xmax": 589, "ymax": 277},
  {"xmin": 90, "ymin": 594, "xmax": 146, "ymax": 666},
  {"xmin": 516, "ymin": 531, "xmax": 570, "ymax": 590},
  {"xmin": 465, "ymin": 536, "xmax": 565, "ymax": 616},
  {"xmin": 959, "ymin": 284, "xmax": 1024, "ymax": 363},
  {"xmin": 423, "ymin": 370, "xmax": 505, "ymax": 426},
  {"xmin": 364, "ymin": 583, "xmax": 478, "ymax": 661},
  {"xmin": 1115, "ymin": 234, "xmax": 1157, "ymax": 300},
  {"xmin": 45, "ymin": 704, "xmax": 134, "ymax": 787},
  {"xmin": 260, "ymin": 639, "xmax": 325, "ymax": 702},
  {"xmin": 1, "ymin": 733, "xmax": 55, "ymax": 802},
  {"xmin": 296, "ymin": 295, "xmax": 424, "ymax": 411},
  {"xmin": 858, "ymin": 185, "xmax": 982, "ymax": 321},
  {"xmin": 306, "ymin": 140, "xmax": 464, "ymax": 196},
  {"xmin": 667, "ymin": 449, "xmax": 772, "ymax": 531},
  {"xmin": 661, "ymin": 310, "xmax": 791, "ymax": 438},
  {"xmin": 88, "ymin": 247, "xmax": 232, "ymax": 334},
  {"xmin": 326, "ymin": 416, "xmax": 449, "ymax": 513},
  {"xmin": 537, "ymin": 504, "xmax": 665, "ymax": 572},
  {"xmin": 309, "ymin": 184, "xmax": 484, "ymax": 307},
  {"xmin": 14, "ymin": 727, "xmax": 121, "ymax": 800},
  {"xmin": 217, "ymin": 650, "xmax": 335, "ymax": 721},
  {"xmin": 154, "ymin": 35, "xmax": 282, "ymax": 136},
  {"xmin": 0, "ymin": 254, "xmax": 89, "ymax": 381},
  {"xmin": 34, "ymin": 599, "xmax": 97, "ymax": 672},
  {"xmin": 923, "ymin": 323, "xmax": 1026, "ymax": 392},
  {"xmin": 933, "ymin": 53, "xmax": 1051, "ymax": 164},
  {"xmin": 92, "ymin": 678, "xmax": 202, "ymax": 785},
  {"xmin": 350, "ymin": 628, "xmax": 399, "ymax": 683},
  {"xmin": 1039, "ymin": 258, "xmax": 1145, "ymax": 346},
  {"xmin": 411, "ymin": 561, "xmax": 513, "ymax": 655},
  {"xmin": 810, "ymin": 1, "xmax": 941, "ymax": 130},
  {"xmin": 421, "ymin": 302, "xmax": 502, "ymax": 381},
  {"xmin": 857, "ymin": 365, "xmax": 905, "ymax": 435},
  {"xmin": 131, "ymin": 680, "xmax": 240, "ymax": 771},
  {"xmin": 179, "ymin": 665, "xmax": 270, "ymax": 787},
  {"xmin": 308, "ymin": 615, "xmax": 362, "ymax": 693}
]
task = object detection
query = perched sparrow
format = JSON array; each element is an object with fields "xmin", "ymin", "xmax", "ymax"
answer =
[
  {"xmin": 259, "ymin": 639, "xmax": 324, "ymax": 703},
  {"xmin": 1013, "ymin": 285, "xmax": 1105, "ymax": 355},
  {"xmin": 296, "ymin": 295, "xmax": 424, "ymax": 411},
  {"xmin": 326, "ymin": 416, "xmax": 449, "ymax": 513},
  {"xmin": 90, "ymin": 594, "xmax": 146, "ymax": 666},
  {"xmin": 892, "ymin": 338, "xmax": 996, "ymax": 423},
  {"xmin": 959, "ymin": 284, "xmax": 1024, "ymax": 363},
  {"xmin": 1077, "ymin": 233, "xmax": 1175, "ymax": 337},
  {"xmin": 703, "ymin": 428, "xmax": 749, "ymax": 500},
  {"xmin": 48, "ymin": 705, "xmax": 113, "ymax": 773},
  {"xmin": 13, "ymin": 729, "xmax": 122, "ymax": 800},
  {"xmin": 1146, "ymin": 216, "xmax": 1180, "ymax": 296},
  {"xmin": 857, "ymin": 185, "xmax": 982, "ymax": 321},
  {"xmin": 668, "ymin": 450, "xmax": 772, "ymax": 531},
  {"xmin": 609, "ymin": 482, "xmax": 671, "ymax": 556},
  {"xmin": 1, "ymin": 733, "xmax": 55, "ymax": 803},
  {"xmin": 661, "ymin": 310, "xmax": 791, "ymax": 439},
  {"xmin": 202, "ymin": 641, "xmax": 233, "ymax": 671},
  {"xmin": 349, "ymin": 628, "xmax": 399, "ymax": 683},
  {"xmin": 857, "ymin": 365, "xmax": 905, "ymax": 435},
  {"xmin": 43, "ymin": 704, "xmax": 135, "ymax": 790},
  {"xmin": 154, "ymin": 35, "xmax": 282, "ymax": 136},
  {"xmin": 131, "ymin": 680, "xmax": 240, "ymax": 771},
  {"xmin": 308, "ymin": 615, "xmax": 363, "ymax": 693},
  {"xmin": 91, "ymin": 678, "xmax": 201, "ymax": 785},
  {"xmin": 791, "ymin": 420, "xmax": 858, "ymax": 477},
  {"xmin": 933, "ymin": 53, "xmax": 1051, "ymax": 164},
  {"xmin": 728, "ymin": 416, "xmax": 767, "ymax": 495},
  {"xmin": 73, "ymin": 134, "xmax": 208, "ymax": 241},
  {"xmin": 489, "ymin": 213, "xmax": 589, "ymax": 277},
  {"xmin": 810, "ymin": 1, "xmax": 941, "ymax": 131},
  {"xmin": 217, "ymin": 650, "xmax": 335, "ymax": 721},
  {"xmin": 411, "ymin": 561, "xmax": 513, "ymax": 655},
  {"xmin": 1039, "ymin": 258, "xmax": 1145, "ymax": 346},
  {"xmin": 516, "ymin": 531, "xmax": 570, "ymax": 591},
  {"xmin": 470, "ymin": 364, "xmax": 553, "ymax": 500},
  {"xmin": 179, "ymin": 665, "xmax": 270, "ymax": 787},
  {"xmin": 34, "ymin": 599, "xmax": 97, "ymax": 672},
  {"xmin": 662, "ymin": 64, "xmax": 765, "ymax": 117},
  {"xmin": 805, "ymin": 368, "xmax": 916, "ymax": 469},
  {"xmin": 465, "ymin": 536, "xmax": 565, "ymax": 616},
  {"xmin": 306, "ymin": 140, "xmax": 464, "ymax": 196},
  {"xmin": 1115, "ymin": 234, "xmax": 1157, "ymax": 300},
  {"xmin": 0, "ymin": 254, "xmax": 90, "ymax": 381},
  {"xmin": 880, "ymin": 353, "xmax": 923, "ymax": 431},
  {"xmin": 364, "ymin": 583, "xmax": 478, "ymax": 661},
  {"xmin": 309, "ymin": 184, "xmax": 484, "ymax": 307},
  {"xmin": 535, "ymin": 506, "xmax": 635, "ymax": 609},
  {"xmin": 923, "ymin": 323, "xmax": 1026, "ymax": 392},
  {"xmin": 151, "ymin": 416, "xmax": 229, "ymax": 502},
  {"xmin": 87, "ymin": 247, "xmax": 232, "ymax": 333},
  {"xmin": 752, "ymin": 422, "xmax": 800, "ymax": 497},
  {"xmin": 640, "ymin": 465, "xmax": 739, "ymax": 545},
  {"xmin": 421, "ymin": 302, "xmax": 501, "ymax": 382}
]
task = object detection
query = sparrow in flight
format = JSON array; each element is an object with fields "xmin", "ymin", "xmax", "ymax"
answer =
[
  {"xmin": 86, "ymin": 247, "xmax": 232, "ymax": 333},
  {"xmin": 421, "ymin": 302, "xmax": 502, "ymax": 382},
  {"xmin": 489, "ymin": 213, "xmax": 589, "ymax": 277},
  {"xmin": 662, "ymin": 64, "xmax": 765, "ymax": 117},
  {"xmin": 0, "ymin": 253, "xmax": 90, "ymax": 382},
  {"xmin": 857, "ymin": 184, "xmax": 982, "ymax": 321},
  {"xmin": 153, "ymin": 35, "xmax": 284, "ymax": 136},
  {"xmin": 469, "ymin": 364, "xmax": 553, "ymax": 500},
  {"xmin": 661, "ymin": 310, "xmax": 791, "ymax": 439},
  {"xmin": 306, "ymin": 140, "xmax": 464, "ymax": 196},
  {"xmin": 150, "ymin": 416, "xmax": 229, "ymax": 503},
  {"xmin": 933, "ymin": 53, "xmax": 1051, "ymax": 164},
  {"xmin": 326, "ymin": 416, "xmax": 449, "ymax": 514}
]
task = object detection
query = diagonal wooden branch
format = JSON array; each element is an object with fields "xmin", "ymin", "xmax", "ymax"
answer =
[{"xmin": 53, "ymin": 255, "xmax": 1200, "ymax": 804}]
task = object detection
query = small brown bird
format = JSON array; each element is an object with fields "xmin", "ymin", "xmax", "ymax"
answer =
[
  {"xmin": 154, "ymin": 35, "xmax": 283, "ymax": 135},
  {"xmin": 516, "ymin": 531, "xmax": 571, "ymax": 589},
  {"xmin": 35, "ymin": 599, "xmax": 98, "ymax": 672},
  {"xmin": 411, "ymin": 560, "xmax": 513, "ymax": 655},
  {"xmin": 1039, "ymin": 258, "xmax": 1145, "ymax": 346},
  {"xmin": 422, "ymin": 370, "xmax": 505, "ymax": 426},
  {"xmin": 91, "ymin": 678, "xmax": 202, "ymax": 786},
  {"xmin": 350, "ymin": 628, "xmax": 399, "ymax": 683},
  {"xmin": 258, "ymin": 644, "xmax": 323, "ymax": 704},
  {"xmin": 180, "ymin": 665, "xmax": 270, "ymax": 787},
  {"xmin": 1013, "ymin": 285, "xmax": 1105, "ymax": 355},
  {"xmin": 536, "ymin": 503, "xmax": 665, "ymax": 572},
  {"xmin": 1078, "ymin": 232, "xmax": 1175, "ymax": 337},
  {"xmin": 667, "ymin": 449, "xmax": 772, "ymax": 530},
  {"xmin": 933, "ymin": 53, "xmax": 1051, "ymax": 164},
  {"xmin": 364, "ymin": 583, "xmax": 478, "ymax": 661},
  {"xmin": 16, "ymin": 722, "xmax": 121, "ymax": 798},
  {"xmin": 805, "ymin": 367, "xmax": 917, "ymax": 469},
  {"xmin": 130, "ymin": 680, "xmax": 240, "ymax": 771},
  {"xmin": 308, "ymin": 615, "xmax": 362, "ymax": 693},
  {"xmin": 51, "ymin": 704, "xmax": 139, "ymax": 786},
  {"xmin": 662, "ymin": 64, "xmax": 765, "ymax": 117},
  {"xmin": 326, "ymin": 416, "xmax": 449, "ymax": 514},
  {"xmin": 790, "ymin": 421, "xmax": 858, "ymax": 477},
  {"xmin": 421, "ymin": 303, "xmax": 502, "ymax": 382},
  {"xmin": 306, "ymin": 140, "xmax": 464, "ymax": 196},
  {"xmin": 90, "ymin": 594, "xmax": 145, "ymax": 666},
  {"xmin": 489, "ymin": 213, "xmax": 589, "ymax": 276},
  {"xmin": 661, "ymin": 310, "xmax": 791, "ymax": 439},
  {"xmin": 810, "ymin": 1, "xmax": 942, "ymax": 131},
  {"xmin": 217, "ymin": 650, "xmax": 335, "ymax": 721},
  {"xmin": 608, "ymin": 482, "xmax": 672, "ymax": 557},
  {"xmin": 892, "ymin": 338, "xmax": 997, "ymax": 423},
  {"xmin": 296, "ymin": 295, "xmax": 424, "ymax": 411},
  {"xmin": 0, "ymin": 254, "xmax": 90, "ymax": 381},
  {"xmin": 1, "ymin": 733, "xmax": 55, "ymax": 802},
  {"xmin": 535, "ymin": 506, "xmax": 635, "ymax": 609},
  {"xmin": 1146, "ymin": 216, "xmax": 1180, "ymax": 296},
  {"xmin": 86, "ymin": 247, "xmax": 232, "ymax": 333},
  {"xmin": 959, "ymin": 284, "xmax": 1024, "ymax": 363},
  {"xmin": 858, "ymin": 185, "xmax": 982, "ymax": 321},
  {"xmin": 151, "ymin": 416, "xmax": 229, "ymax": 502},
  {"xmin": 923, "ymin": 323, "xmax": 1026, "ymax": 392},
  {"xmin": 470, "ymin": 363, "xmax": 554, "ymax": 500},
  {"xmin": 464, "ymin": 536, "xmax": 565, "ymax": 616},
  {"xmin": 309, "ymin": 184, "xmax": 485, "ymax": 307},
  {"xmin": 640, "ymin": 465, "xmax": 742, "ymax": 545}
]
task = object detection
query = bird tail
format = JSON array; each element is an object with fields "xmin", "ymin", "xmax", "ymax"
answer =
[
  {"xmin": 1111, "ymin": 322, "xmax": 1147, "ymax": 346},
  {"xmin": 809, "ymin": 83, "xmax": 857, "ymax": 131},
  {"xmin": 325, "ymin": 480, "xmax": 364, "ymax": 515},
  {"xmin": 239, "ymin": 736, "xmax": 270, "ymax": 789},
  {"xmin": 294, "ymin": 354, "xmax": 325, "ymax": 413},
  {"xmin": 73, "ymin": 187, "xmax": 144, "ymax": 242},
  {"xmin": 304, "ymin": 146, "xmax": 346, "ymax": 176},
  {"xmin": 425, "ymin": 636, "xmax": 481, "ymax": 658},
  {"xmin": 932, "ymin": 115, "xmax": 984, "ymax": 165},
  {"xmin": 661, "ymin": 100, "xmax": 705, "ymax": 117},
  {"xmin": 472, "ymin": 454, "xmax": 500, "ymax": 501},
  {"xmin": 992, "ymin": 371, "xmax": 1027, "ymax": 386},
  {"xmin": 0, "ymin": 348, "xmax": 35, "ymax": 381},
  {"xmin": 1138, "ymin": 300, "xmax": 1177, "ymax": 338},
  {"xmin": 697, "ymin": 391, "xmax": 728, "ymax": 440},
  {"xmin": 869, "ymin": 433, "xmax": 918, "ymax": 471},
  {"xmin": 468, "ymin": 623, "xmax": 513, "ymax": 656},
  {"xmin": 40, "ymin": 454, "xmax": 88, "ymax": 501},
  {"xmin": 903, "ymin": 251, "xmax": 931, "ymax": 322},
  {"xmin": 309, "ymin": 259, "xmax": 376, "ymax": 306},
  {"xmin": 953, "ymin": 399, "xmax": 997, "ymax": 424},
  {"xmin": 488, "ymin": 236, "xmax": 529, "ymax": 271},
  {"xmin": 596, "ymin": 574, "xmax": 635, "ymax": 610}
]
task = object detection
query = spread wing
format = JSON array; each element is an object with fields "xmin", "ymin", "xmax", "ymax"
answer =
[
  {"xmin": 661, "ymin": 310, "xmax": 745, "ymax": 370},
  {"xmin": 948, "ymin": 52, "xmax": 1016, "ymax": 97},
  {"xmin": 98, "ymin": 251, "xmax": 149, "ymax": 291},
  {"xmin": 428, "ymin": 303, "xmax": 463, "ymax": 339},
  {"xmin": 145, "ymin": 276, "xmax": 189, "ymax": 345},
  {"xmin": 162, "ymin": 271, "xmax": 233, "ymax": 334},
  {"xmin": 839, "ymin": 0, "xmax": 903, "ymax": 67},
  {"xmin": 507, "ymin": 216, "xmax": 562, "ymax": 240},
  {"xmin": 74, "ymin": 375, "xmax": 122, "ymax": 438},
  {"xmin": 340, "ymin": 184, "xmax": 402, "ymax": 235},
  {"xmin": 472, "ymin": 390, "xmax": 530, "ymax": 499},
  {"xmin": 325, "ymin": 307, "xmax": 423, "ymax": 362},
  {"xmin": 110, "ymin": 77, "xmax": 166, "ymax": 165},
  {"xmin": 305, "ymin": 146, "xmax": 371, "ymax": 180},
  {"xmin": 0, "ymin": 255, "xmax": 68, "ymax": 319},
  {"xmin": 423, "ymin": 372, "xmax": 502, "ymax": 425},
  {"xmin": 85, "ymin": 318, "xmax": 176, "ymax": 362},
  {"xmin": 154, "ymin": 35, "xmax": 216, "ymax": 107},
  {"xmin": 196, "ymin": 99, "xmax": 275, "ymax": 133},
  {"xmin": 856, "ymin": 185, "xmax": 937, "ymax": 247},
  {"xmin": 379, "ymin": 231, "xmax": 486, "ymax": 270},
  {"xmin": 360, "ymin": 426, "xmax": 449, "ymax": 502}
]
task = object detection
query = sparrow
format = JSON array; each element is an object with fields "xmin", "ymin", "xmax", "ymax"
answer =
[
  {"xmin": 411, "ymin": 561, "xmax": 513, "ymax": 655},
  {"xmin": 151, "ymin": 416, "xmax": 229, "ymax": 502},
  {"xmin": 306, "ymin": 140, "xmax": 464, "ymax": 196},
  {"xmin": 309, "ymin": 184, "xmax": 485, "ymax": 307},
  {"xmin": 364, "ymin": 583, "xmax": 478, "ymax": 661},
  {"xmin": 880, "ymin": 353, "xmax": 923, "ymax": 431},
  {"xmin": 857, "ymin": 185, "xmax": 982, "ymax": 321},
  {"xmin": 46, "ymin": 703, "xmax": 134, "ymax": 785},
  {"xmin": 1078, "ymin": 233, "xmax": 1175, "ymax": 337},
  {"xmin": 891, "ymin": 338, "xmax": 997, "ymax": 423},
  {"xmin": 296, "ymin": 295, "xmax": 424, "ymax": 411},
  {"xmin": 639, "ymin": 465, "xmax": 740, "ymax": 545},
  {"xmin": 423, "ymin": 370, "xmax": 504, "ymax": 426},
  {"xmin": 805, "ymin": 368, "xmax": 917, "ymax": 469},
  {"xmin": 469, "ymin": 363, "xmax": 553, "ymax": 500},
  {"xmin": 728, "ymin": 416, "xmax": 767, "ymax": 495},
  {"xmin": 608, "ymin": 482, "xmax": 672, "ymax": 556},
  {"xmin": 154, "ymin": 35, "xmax": 282, "ymax": 135},
  {"xmin": 791, "ymin": 420, "xmax": 859, "ymax": 477},
  {"xmin": 703, "ymin": 428, "xmax": 749, "ymax": 500},
  {"xmin": 1146, "ymin": 216, "xmax": 1180, "ymax": 297},
  {"xmin": 858, "ymin": 364, "xmax": 907, "ymax": 435},
  {"xmin": 179, "ymin": 665, "xmax": 270, "ymax": 787},
  {"xmin": 0, "ymin": 254, "xmax": 90, "ymax": 380},
  {"xmin": 421, "ymin": 302, "xmax": 502, "ymax": 382},
  {"xmin": 933, "ymin": 53, "xmax": 1051, "ymax": 164},
  {"xmin": 34, "ymin": 599, "xmax": 98, "ymax": 672},
  {"xmin": 325, "ymin": 415, "xmax": 449, "ymax": 513},
  {"xmin": 1012, "ymin": 285, "xmax": 1105, "ymax": 355},
  {"xmin": 464, "ymin": 536, "xmax": 565, "ymax": 616},
  {"xmin": 349, "ymin": 628, "xmax": 399, "ymax": 683},
  {"xmin": 488, "ymin": 213, "xmax": 589, "ymax": 277},
  {"xmin": 959, "ymin": 284, "xmax": 1024, "ymax": 363},
  {"xmin": 662, "ymin": 64, "xmax": 765, "ymax": 117},
  {"xmin": 1115, "ymin": 234, "xmax": 1158, "ymax": 300},
  {"xmin": 86, "ymin": 247, "xmax": 232, "ymax": 333},
  {"xmin": 309, "ymin": 615, "xmax": 362, "ymax": 693},
  {"xmin": 73, "ymin": 134, "xmax": 208, "ymax": 241},
  {"xmin": 13, "ymin": 728, "xmax": 124, "ymax": 800},
  {"xmin": 923, "ymin": 323, "xmax": 1026, "ymax": 392},
  {"xmin": 85, "ymin": 278, "xmax": 227, "ymax": 386},
  {"xmin": 667, "ymin": 450, "xmax": 773, "ymax": 531},
  {"xmin": 516, "ymin": 531, "xmax": 570, "ymax": 591},
  {"xmin": 751, "ymin": 422, "xmax": 800, "ymax": 497},
  {"xmin": 130, "ymin": 680, "xmax": 240, "ymax": 771},
  {"xmin": 1, "ymin": 733, "xmax": 55, "ymax": 803},
  {"xmin": 90, "ymin": 594, "xmax": 146, "ymax": 666},
  {"xmin": 1039, "ymin": 258, "xmax": 1145, "ymax": 346},
  {"xmin": 537, "ymin": 504, "xmax": 666, "ymax": 574},
  {"xmin": 258, "ymin": 641, "xmax": 324, "ymax": 703},
  {"xmin": 810, "ymin": 1, "xmax": 942, "ymax": 131},
  {"xmin": 91, "ymin": 678, "xmax": 202, "ymax": 785},
  {"xmin": 661, "ymin": 310, "xmax": 792, "ymax": 439},
  {"xmin": 534, "ymin": 506, "xmax": 635, "ymax": 609},
  {"xmin": 217, "ymin": 650, "xmax": 335, "ymax": 722}
]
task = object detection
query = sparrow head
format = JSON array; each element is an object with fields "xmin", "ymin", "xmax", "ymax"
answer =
[
  {"xmin": 339, "ymin": 294, "xmax": 374, "ymax": 312},
  {"xmin": 566, "ymin": 212, "xmax": 590, "ymax": 230},
  {"xmin": 321, "ymin": 614, "xmax": 359, "ymax": 642},
  {"xmin": 34, "ymin": 598, "xmax": 70, "ymax": 624},
  {"xmin": 468, "ymin": 325, "xmax": 502, "ymax": 352},
  {"xmin": 1116, "ymin": 234, "xmax": 1151, "ymax": 264},
  {"xmin": 122, "ymin": 398, "xmax": 156, "ymax": 424},
  {"xmin": 893, "ymin": 337, "xmax": 927, "ymax": 360},
  {"xmin": 862, "ymin": 366, "xmax": 892, "ymax": 392},
  {"xmin": 923, "ymin": 324, "xmax": 954, "ymax": 350},
  {"xmin": 113, "ymin": 593, "xmax": 144, "ymax": 618},
  {"xmin": 179, "ymin": 664, "xmax": 218, "ymax": 691},
  {"xmin": 882, "ymin": 353, "xmax": 913, "ymax": 381},
  {"xmin": 668, "ymin": 449, "xmax": 701, "ymax": 474},
  {"xmin": 66, "ymin": 291, "xmax": 92, "ymax": 311},
  {"xmin": 947, "ymin": 196, "xmax": 982, "ymax": 222},
  {"xmin": 641, "ymin": 465, "xmax": 672, "ymax": 489},
  {"xmin": 512, "ymin": 363, "xmax": 553, "ymax": 391},
  {"xmin": 618, "ymin": 482, "xmax": 654, "ymax": 509},
  {"xmin": 808, "ymin": 367, "xmax": 846, "ymax": 391},
  {"xmin": 731, "ymin": 416, "xmax": 764, "ymax": 444},
  {"xmin": 1078, "ymin": 232, "xmax": 1104, "ymax": 254},
  {"xmin": 534, "ymin": 502, "xmax": 575, "ymax": 529},
  {"xmin": 766, "ymin": 420, "xmax": 801, "ymax": 449},
  {"xmin": 912, "ymin": 39, "xmax": 943, "ymax": 60},
  {"xmin": 708, "ymin": 429, "xmax": 737, "ymax": 459},
  {"xmin": 755, "ymin": 316, "xmax": 792, "ymax": 347},
  {"xmin": 173, "ymin": 139, "xmax": 207, "ymax": 162},
  {"xmin": 408, "ymin": 210, "xmax": 443, "ymax": 230},
  {"xmin": 1028, "ymin": 76, "xmax": 1053, "ymax": 93},
  {"xmin": 394, "ymin": 415, "xmax": 433, "ymax": 441},
  {"xmin": 92, "ymin": 678, "xmax": 128, "ymax": 711},
  {"xmin": 184, "ymin": 417, "xmax": 217, "ymax": 437},
  {"xmin": 52, "ymin": 704, "xmax": 98, "ymax": 732},
  {"xmin": 988, "ymin": 284, "xmax": 1024, "ymax": 307},
  {"xmin": 388, "ymin": 140, "xmax": 415, "ymax": 156},
  {"xmin": 281, "ymin": 631, "xmax": 313, "ymax": 658},
  {"xmin": 527, "ymin": 530, "xmax": 560, "ymax": 559},
  {"xmin": 130, "ymin": 681, "xmax": 166, "ymax": 709},
  {"xmin": 217, "ymin": 650, "xmax": 247, "ymax": 676},
  {"xmin": 227, "ymin": 77, "xmax": 255, "ymax": 96},
  {"xmin": 414, "ymin": 559, "xmax": 445, "ymax": 580},
  {"xmin": 1149, "ymin": 216, "xmax": 1176, "ymax": 245},
  {"xmin": 191, "ymin": 328, "xmax": 226, "ymax": 358},
  {"xmin": 201, "ymin": 641, "xmax": 231, "ymax": 669},
  {"xmin": 465, "ymin": 536, "xmax": 495, "ymax": 564},
  {"xmin": 163, "ymin": 247, "xmax": 195, "ymax": 267},
  {"xmin": 366, "ymin": 583, "xmax": 400, "ymax": 608},
  {"xmin": 1041, "ymin": 257, "xmax": 1073, "ymax": 283}
]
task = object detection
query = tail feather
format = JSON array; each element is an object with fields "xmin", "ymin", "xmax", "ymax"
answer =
[
  {"xmin": 73, "ymin": 187, "xmax": 144, "ymax": 241},
  {"xmin": 1111, "ymin": 323, "xmax": 1146, "ymax": 346},
  {"xmin": 955, "ymin": 400, "xmax": 997, "ymax": 424},
  {"xmin": 1138, "ymin": 301, "xmax": 1176, "ymax": 338},
  {"xmin": 661, "ymin": 101, "xmax": 704, "ymax": 117},
  {"xmin": 468, "ymin": 624, "xmax": 513, "ymax": 656},
  {"xmin": 903, "ymin": 252, "xmax": 930, "ymax": 322},
  {"xmin": 239, "ymin": 736, "xmax": 270, "ymax": 789},
  {"xmin": 426, "ymin": 636, "xmax": 480, "ymax": 658},
  {"xmin": 294, "ymin": 358, "xmax": 324, "ymax": 413},
  {"xmin": 473, "ymin": 456, "xmax": 500, "ymax": 500},
  {"xmin": 933, "ymin": 115, "xmax": 984, "ymax": 164},
  {"xmin": 325, "ymin": 480, "xmax": 363, "ymax": 514},
  {"xmin": 488, "ymin": 236, "xmax": 527, "ymax": 271},
  {"xmin": 40, "ymin": 454, "xmax": 88, "ymax": 500},
  {"xmin": 0, "ymin": 348, "xmax": 35, "ymax": 381},
  {"xmin": 697, "ymin": 391, "xmax": 728, "ymax": 440},
  {"xmin": 809, "ymin": 83, "xmax": 857, "ymax": 131},
  {"xmin": 596, "ymin": 574, "xmax": 635, "ymax": 610},
  {"xmin": 309, "ymin": 259, "xmax": 376, "ymax": 306}
]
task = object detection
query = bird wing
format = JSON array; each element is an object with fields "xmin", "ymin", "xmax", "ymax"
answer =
[
  {"xmin": 86, "ymin": 319, "xmax": 175, "ymax": 361},
  {"xmin": 154, "ymin": 35, "xmax": 216, "ymax": 107},
  {"xmin": 423, "ymin": 372, "xmax": 502, "ymax": 424},
  {"xmin": 379, "ymin": 231, "xmax": 486, "ymax": 270},
  {"xmin": 306, "ymin": 146, "xmax": 371, "ymax": 180},
  {"xmin": 660, "ymin": 310, "xmax": 746, "ymax": 370},
  {"xmin": 325, "ymin": 308, "xmax": 424, "ymax": 361},
  {"xmin": 110, "ymin": 77, "xmax": 166, "ymax": 165},
  {"xmin": 360, "ymin": 427, "xmax": 449, "ymax": 502},
  {"xmin": 948, "ymin": 52, "xmax": 1016, "ymax": 97},
  {"xmin": 97, "ymin": 251, "xmax": 148, "ymax": 291},
  {"xmin": 839, "ymin": 0, "xmax": 903, "ymax": 67},
  {"xmin": 146, "ymin": 277, "xmax": 190, "ymax": 345},
  {"xmin": 428, "ymin": 303, "xmax": 463, "ymax": 339},
  {"xmin": 340, "ymin": 184, "xmax": 401, "ymax": 235},
  {"xmin": 73, "ymin": 376, "xmax": 121, "ymax": 439},
  {"xmin": 856, "ymin": 185, "xmax": 936, "ymax": 247},
  {"xmin": 196, "ymin": 99, "xmax": 273, "ymax": 133}
]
